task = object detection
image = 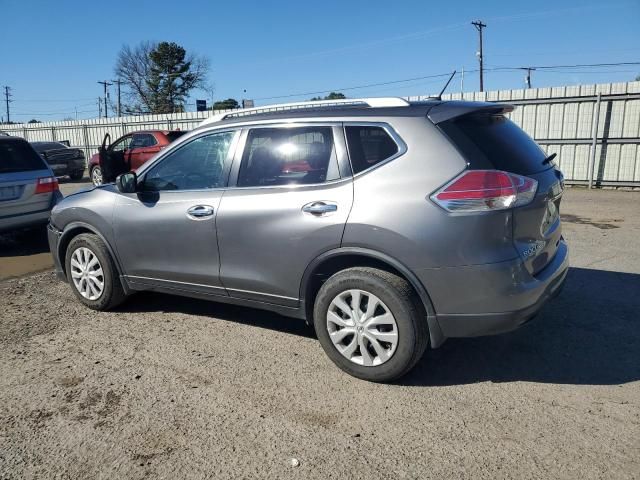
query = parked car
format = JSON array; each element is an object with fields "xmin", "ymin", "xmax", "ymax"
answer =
[
  {"xmin": 48, "ymin": 98, "xmax": 568, "ymax": 382},
  {"xmin": 31, "ymin": 141, "xmax": 86, "ymax": 180},
  {"xmin": 1, "ymin": 136, "xmax": 61, "ymax": 232},
  {"xmin": 88, "ymin": 130, "xmax": 186, "ymax": 186}
]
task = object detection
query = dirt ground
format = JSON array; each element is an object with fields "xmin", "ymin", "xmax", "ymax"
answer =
[{"xmin": 0, "ymin": 188, "xmax": 639, "ymax": 479}]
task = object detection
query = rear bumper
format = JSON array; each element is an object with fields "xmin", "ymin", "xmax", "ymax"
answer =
[
  {"xmin": 47, "ymin": 223, "xmax": 66, "ymax": 280},
  {"xmin": 417, "ymin": 239, "xmax": 569, "ymax": 338}
]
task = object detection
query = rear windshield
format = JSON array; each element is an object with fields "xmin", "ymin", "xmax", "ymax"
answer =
[
  {"xmin": 440, "ymin": 115, "xmax": 549, "ymax": 175},
  {"xmin": 0, "ymin": 140, "xmax": 48, "ymax": 173},
  {"xmin": 32, "ymin": 142, "xmax": 66, "ymax": 152},
  {"xmin": 166, "ymin": 131, "xmax": 187, "ymax": 143}
]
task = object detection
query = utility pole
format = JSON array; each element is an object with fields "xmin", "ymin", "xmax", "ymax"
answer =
[
  {"xmin": 3, "ymin": 86, "xmax": 12, "ymax": 124},
  {"xmin": 471, "ymin": 20, "xmax": 487, "ymax": 92},
  {"xmin": 522, "ymin": 67, "xmax": 535, "ymax": 89},
  {"xmin": 97, "ymin": 80, "xmax": 112, "ymax": 118},
  {"xmin": 97, "ymin": 97, "xmax": 103, "ymax": 118},
  {"xmin": 112, "ymin": 79, "xmax": 123, "ymax": 117}
]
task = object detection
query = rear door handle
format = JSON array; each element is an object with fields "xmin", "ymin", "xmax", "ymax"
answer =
[
  {"xmin": 302, "ymin": 201, "xmax": 338, "ymax": 216},
  {"xmin": 187, "ymin": 205, "xmax": 215, "ymax": 219}
]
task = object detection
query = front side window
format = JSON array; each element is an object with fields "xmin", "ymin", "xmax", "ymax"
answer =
[
  {"xmin": 142, "ymin": 131, "xmax": 235, "ymax": 191},
  {"xmin": 237, "ymin": 126, "xmax": 339, "ymax": 187},
  {"xmin": 345, "ymin": 125, "xmax": 399, "ymax": 174}
]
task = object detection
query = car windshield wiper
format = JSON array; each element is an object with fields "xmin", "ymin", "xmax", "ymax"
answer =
[{"xmin": 542, "ymin": 153, "xmax": 557, "ymax": 165}]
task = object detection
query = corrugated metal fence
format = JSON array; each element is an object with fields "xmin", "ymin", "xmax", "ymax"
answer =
[{"xmin": 2, "ymin": 81, "xmax": 640, "ymax": 187}]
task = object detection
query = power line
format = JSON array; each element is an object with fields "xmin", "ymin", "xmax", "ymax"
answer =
[{"xmin": 254, "ymin": 73, "xmax": 454, "ymax": 101}]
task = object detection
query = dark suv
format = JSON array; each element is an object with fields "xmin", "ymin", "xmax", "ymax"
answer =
[{"xmin": 48, "ymin": 98, "xmax": 568, "ymax": 382}]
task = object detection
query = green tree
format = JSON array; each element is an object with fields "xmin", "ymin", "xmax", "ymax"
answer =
[
  {"xmin": 310, "ymin": 92, "xmax": 346, "ymax": 101},
  {"xmin": 28, "ymin": 119, "xmax": 41, "ymax": 123},
  {"xmin": 115, "ymin": 41, "xmax": 209, "ymax": 114},
  {"xmin": 212, "ymin": 98, "xmax": 240, "ymax": 110}
]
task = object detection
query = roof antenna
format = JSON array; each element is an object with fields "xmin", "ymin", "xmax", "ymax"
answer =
[{"xmin": 434, "ymin": 70, "xmax": 457, "ymax": 100}]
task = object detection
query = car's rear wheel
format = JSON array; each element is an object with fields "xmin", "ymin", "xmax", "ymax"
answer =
[
  {"xmin": 313, "ymin": 267, "xmax": 429, "ymax": 382},
  {"xmin": 91, "ymin": 166, "xmax": 103, "ymax": 186},
  {"xmin": 69, "ymin": 169, "xmax": 84, "ymax": 181},
  {"xmin": 65, "ymin": 233, "xmax": 126, "ymax": 310}
]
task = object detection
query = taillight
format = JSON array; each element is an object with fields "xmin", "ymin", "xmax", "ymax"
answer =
[
  {"xmin": 34, "ymin": 176, "xmax": 59, "ymax": 194},
  {"xmin": 431, "ymin": 170, "xmax": 538, "ymax": 213}
]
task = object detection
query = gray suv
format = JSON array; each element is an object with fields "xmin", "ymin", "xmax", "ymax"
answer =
[{"xmin": 48, "ymin": 98, "xmax": 568, "ymax": 382}]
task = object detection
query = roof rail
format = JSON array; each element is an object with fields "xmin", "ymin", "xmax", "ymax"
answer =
[{"xmin": 200, "ymin": 97, "xmax": 410, "ymax": 126}]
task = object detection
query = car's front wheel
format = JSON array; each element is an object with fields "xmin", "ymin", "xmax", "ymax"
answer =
[
  {"xmin": 313, "ymin": 267, "xmax": 429, "ymax": 382},
  {"xmin": 65, "ymin": 233, "xmax": 126, "ymax": 310},
  {"xmin": 91, "ymin": 166, "xmax": 103, "ymax": 186}
]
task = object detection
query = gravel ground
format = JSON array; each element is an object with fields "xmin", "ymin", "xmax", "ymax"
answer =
[{"xmin": 0, "ymin": 188, "xmax": 639, "ymax": 479}]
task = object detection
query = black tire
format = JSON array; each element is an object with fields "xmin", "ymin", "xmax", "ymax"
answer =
[
  {"xmin": 313, "ymin": 267, "xmax": 429, "ymax": 382},
  {"xmin": 69, "ymin": 169, "xmax": 84, "ymax": 181},
  {"xmin": 91, "ymin": 166, "xmax": 103, "ymax": 186},
  {"xmin": 64, "ymin": 233, "xmax": 127, "ymax": 310}
]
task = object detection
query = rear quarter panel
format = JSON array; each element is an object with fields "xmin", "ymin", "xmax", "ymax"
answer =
[{"xmin": 342, "ymin": 116, "xmax": 517, "ymax": 269}]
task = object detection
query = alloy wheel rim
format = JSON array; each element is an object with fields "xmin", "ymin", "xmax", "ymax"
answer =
[
  {"xmin": 327, "ymin": 289, "xmax": 398, "ymax": 366},
  {"xmin": 92, "ymin": 168, "xmax": 103, "ymax": 185},
  {"xmin": 70, "ymin": 247, "xmax": 104, "ymax": 300}
]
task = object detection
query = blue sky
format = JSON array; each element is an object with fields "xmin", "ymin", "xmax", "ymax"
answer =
[{"xmin": 1, "ymin": 0, "xmax": 639, "ymax": 122}]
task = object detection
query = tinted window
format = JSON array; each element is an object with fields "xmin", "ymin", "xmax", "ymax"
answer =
[
  {"xmin": 0, "ymin": 140, "xmax": 48, "ymax": 173},
  {"xmin": 166, "ymin": 131, "xmax": 187, "ymax": 143},
  {"xmin": 143, "ymin": 131, "xmax": 235, "ymax": 191},
  {"xmin": 238, "ymin": 126, "xmax": 339, "ymax": 187},
  {"xmin": 345, "ymin": 126, "xmax": 399, "ymax": 174},
  {"xmin": 439, "ymin": 115, "xmax": 548, "ymax": 175}
]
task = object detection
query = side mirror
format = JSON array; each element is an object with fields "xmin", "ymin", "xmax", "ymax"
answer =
[{"xmin": 116, "ymin": 172, "xmax": 138, "ymax": 193}]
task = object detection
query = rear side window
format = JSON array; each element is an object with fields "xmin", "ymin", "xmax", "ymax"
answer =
[
  {"xmin": 439, "ymin": 115, "xmax": 548, "ymax": 175},
  {"xmin": 345, "ymin": 126, "xmax": 399, "ymax": 174},
  {"xmin": 130, "ymin": 133, "xmax": 156, "ymax": 148},
  {"xmin": 0, "ymin": 141, "xmax": 47, "ymax": 173},
  {"xmin": 238, "ymin": 126, "xmax": 339, "ymax": 187}
]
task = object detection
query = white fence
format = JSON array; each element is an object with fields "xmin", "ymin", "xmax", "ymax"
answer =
[{"xmin": 3, "ymin": 81, "xmax": 640, "ymax": 186}]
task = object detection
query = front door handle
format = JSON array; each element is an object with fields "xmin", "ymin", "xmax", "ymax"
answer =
[
  {"xmin": 302, "ymin": 201, "xmax": 338, "ymax": 216},
  {"xmin": 187, "ymin": 205, "xmax": 215, "ymax": 219}
]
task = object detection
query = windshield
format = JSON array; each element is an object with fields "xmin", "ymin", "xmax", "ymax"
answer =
[{"xmin": 0, "ymin": 140, "xmax": 48, "ymax": 173}]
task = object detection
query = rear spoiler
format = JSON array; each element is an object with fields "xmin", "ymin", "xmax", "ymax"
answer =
[{"xmin": 427, "ymin": 101, "xmax": 514, "ymax": 124}]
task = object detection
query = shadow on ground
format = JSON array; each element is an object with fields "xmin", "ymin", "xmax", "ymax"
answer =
[
  {"xmin": 0, "ymin": 226, "xmax": 49, "ymax": 257},
  {"xmin": 404, "ymin": 267, "xmax": 640, "ymax": 386},
  {"xmin": 119, "ymin": 266, "xmax": 640, "ymax": 386}
]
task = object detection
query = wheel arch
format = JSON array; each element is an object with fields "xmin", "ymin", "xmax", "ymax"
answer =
[
  {"xmin": 58, "ymin": 222, "xmax": 129, "ymax": 293},
  {"xmin": 300, "ymin": 247, "xmax": 444, "ymax": 348}
]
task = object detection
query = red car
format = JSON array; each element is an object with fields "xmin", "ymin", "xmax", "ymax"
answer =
[{"xmin": 88, "ymin": 130, "xmax": 186, "ymax": 186}]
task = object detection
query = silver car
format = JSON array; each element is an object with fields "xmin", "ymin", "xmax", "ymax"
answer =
[
  {"xmin": 48, "ymin": 98, "xmax": 568, "ymax": 382},
  {"xmin": 1, "ymin": 137, "xmax": 61, "ymax": 233}
]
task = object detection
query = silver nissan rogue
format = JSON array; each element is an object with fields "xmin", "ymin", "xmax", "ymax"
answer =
[{"xmin": 48, "ymin": 97, "xmax": 568, "ymax": 382}]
